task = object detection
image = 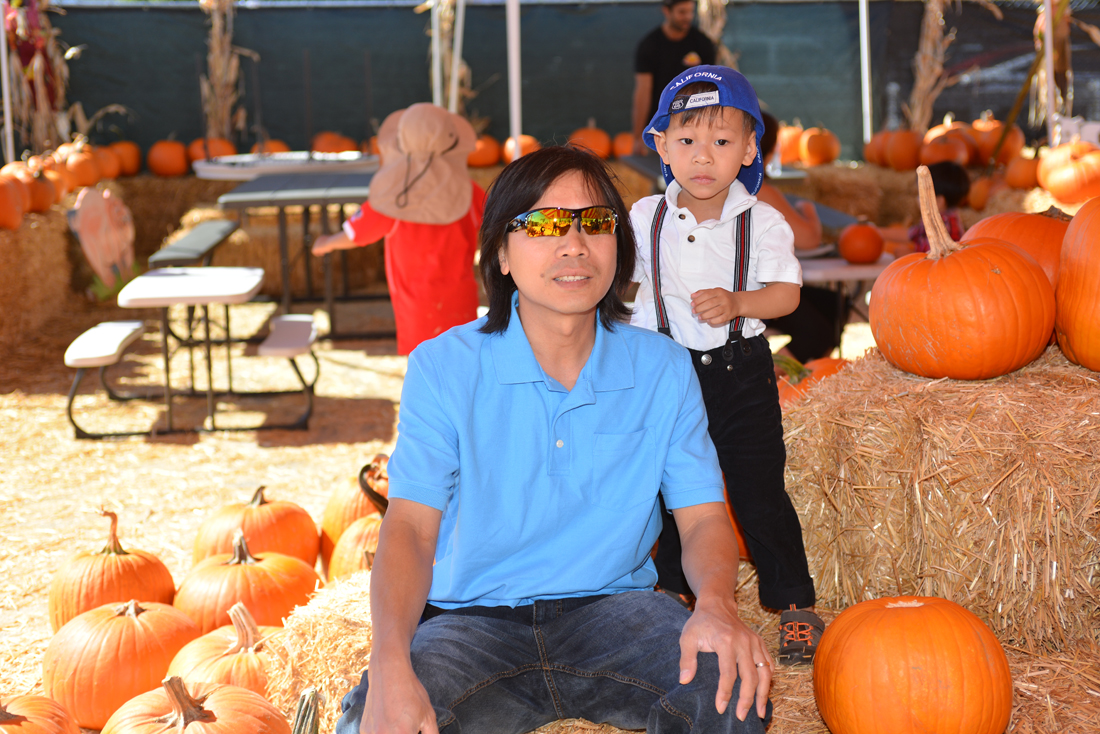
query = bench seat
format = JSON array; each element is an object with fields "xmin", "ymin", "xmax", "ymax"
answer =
[
  {"xmin": 64, "ymin": 321, "xmax": 146, "ymax": 368},
  {"xmin": 259, "ymin": 314, "xmax": 317, "ymax": 357},
  {"xmin": 148, "ymin": 220, "xmax": 239, "ymax": 268}
]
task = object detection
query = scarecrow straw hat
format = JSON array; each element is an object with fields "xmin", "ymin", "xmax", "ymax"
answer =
[{"xmin": 369, "ymin": 103, "xmax": 476, "ymax": 225}]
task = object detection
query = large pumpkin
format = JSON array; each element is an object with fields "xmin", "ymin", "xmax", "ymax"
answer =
[
  {"xmin": 1036, "ymin": 141, "xmax": 1100, "ymax": 203},
  {"xmin": 1056, "ymin": 196, "xmax": 1100, "ymax": 371},
  {"xmin": 175, "ymin": 531, "xmax": 321, "ymax": 633},
  {"xmin": 167, "ymin": 602, "xmax": 281, "ymax": 697},
  {"xmin": 775, "ymin": 355, "xmax": 850, "ymax": 409},
  {"xmin": 147, "ymin": 141, "xmax": 189, "ymax": 177},
  {"xmin": 568, "ymin": 121, "xmax": 611, "ymax": 159},
  {"xmin": 799, "ymin": 127, "xmax": 840, "ymax": 167},
  {"xmin": 814, "ymin": 596, "xmax": 1012, "ymax": 734},
  {"xmin": 320, "ymin": 456, "xmax": 389, "ymax": 575},
  {"xmin": 869, "ymin": 166, "xmax": 1054, "ymax": 380},
  {"xmin": 42, "ymin": 600, "xmax": 201, "ymax": 729},
  {"xmin": 961, "ymin": 208, "xmax": 1070, "ymax": 290},
  {"xmin": 327, "ymin": 512, "xmax": 383, "ymax": 581},
  {"xmin": 101, "ymin": 677, "xmax": 290, "ymax": 734},
  {"xmin": 49, "ymin": 507, "xmax": 176, "ymax": 632},
  {"xmin": 0, "ymin": 695, "xmax": 79, "ymax": 734},
  {"xmin": 193, "ymin": 486, "xmax": 319, "ymax": 567}
]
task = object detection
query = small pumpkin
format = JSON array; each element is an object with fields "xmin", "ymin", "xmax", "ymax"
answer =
[
  {"xmin": 964, "ymin": 174, "xmax": 1003, "ymax": 211},
  {"xmin": 919, "ymin": 135, "xmax": 968, "ymax": 166},
  {"xmin": 568, "ymin": 119, "xmax": 611, "ymax": 159},
  {"xmin": 869, "ymin": 166, "xmax": 1055, "ymax": 380},
  {"xmin": 12, "ymin": 166, "xmax": 58, "ymax": 212},
  {"xmin": 0, "ymin": 177, "xmax": 26, "ymax": 230},
  {"xmin": 837, "ymin": 222, "xmax": 884, "ymax": 264},
  {"xmin": 175, "ymin": 531, "xmax": 321, "ymax": 633},
  {"xmin": 467, "ymin": 134, "xmax": 501, "ymax": 167},
  {"xmin": 1056, "ymin": 196, "xmax": 1100, "ymax": 371},
  {"xmin": 167, "ymin": 602, "xmax": 282, "ymax": 697},
  {"xmin": 108, "ymin": 141, "xmax": 142, "ymax": 176},
  {"xmin": 42, "ymin": 600, "xmax": 201, "ymax": 729},
  {"xmin": 311, "ymin": 131, "xmax": 357, "ymax": 153},
  {"xmin": 251, "ymin": 139, "xmax": 291, "ymax": 154},
  {"xmin": 147, "ymin": 140, "xmax": 189, "ymax": 177},
  {"xmin": 777, "ymin": 122, "xmax": 803, "ymax": 165},
  {"xmin": 814, "ymin": 596, "xmax": 1012, "ymax": 734},
  {"xmin": 971, "ymin": 112, "xmax": 1025, "ymax": 165},
  {"xmin": 320, "ymin": 455, "xmax": 389, "ymax": 575},
  {"xmin": 799, "ymin": 127, "xmax": 840, "ymax": 167},
  {"xmin": 64, "ymin": 149, "xmax": 101, "ymax": 188},
  {"xmin": 1004, "ymin": 154, "xmax": 1040, "ymax": 190},
  {"xmin": 192, "ymin": 486, "xmax": 319, "ymax": 567},
  {"xmin": 49, "ymin": 507, "xmax": 176, "ymax": 632},
  {"xmin": 92, "ymin": 146, "xmax": 121, "ymax": 179},
  {"xmin": 101, "ymin": 676, "xmax": 291, "ymax": 734},
  {"xmin": 503, "ymin": 135, "xmax": 541, "ymax": 163},
  {"xmin": 774, "ymin": 355, "xmax": 850, "ymax": 409},
  {"xmin": 612, "ymin": 131, "xmax": 634, "ymax": 159},
  {"xmin": 884, "ymin": 130, "xmax": 923, "ymax": 171},
  {"xmin": 327, "ymin": 513, "xmax": 383, "ymax": 581},
  {"xmin": 862, "ymin": 130, "xmax": 892, "ymax": 167},
  {"xmin": 187, "ymin": 137, "xmax": 237, "ymax": 163},
  {"xmin": 924, "ymin": 116, "xmax": 978, "ymax": 165},
  {"xmin": 0, "ymin": 694, "xmax": 80, "ymax": 734}
]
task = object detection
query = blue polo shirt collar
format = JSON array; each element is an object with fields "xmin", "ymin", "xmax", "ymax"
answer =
[{"xmin": 491, "ymin": 292, "xmax": 635, "ymax": 393}]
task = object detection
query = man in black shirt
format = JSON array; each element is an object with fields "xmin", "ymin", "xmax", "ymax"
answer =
[{"xmin": 631, "ymin": 0, "xmax": 717, "ymax": 155}]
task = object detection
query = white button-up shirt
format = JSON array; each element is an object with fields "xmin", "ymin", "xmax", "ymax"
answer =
[{"xmin": 630, "ymin": 179, "xmax": 802, "ymax": 351}]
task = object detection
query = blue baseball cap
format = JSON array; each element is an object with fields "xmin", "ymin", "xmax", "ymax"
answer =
[{"xmin": 643, "ymin": 65, "xmax": 765, "ymax": 195}]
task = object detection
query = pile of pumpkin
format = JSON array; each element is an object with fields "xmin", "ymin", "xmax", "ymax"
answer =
[
  {"xmin": 469, "ymin": 121, "xmax": 641, "ymax": 168},
  {"xmin": 5, "ymin": 456, "xmax": 391, "ymax": 733},
  {"xmin": 776, "ymin": 122, "xmax": 843, "ymax": 167}
]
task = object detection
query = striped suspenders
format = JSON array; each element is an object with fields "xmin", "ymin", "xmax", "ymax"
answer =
[{"xmin": 649, "ymin": 200, "xmax": 753, "ymax": 357}]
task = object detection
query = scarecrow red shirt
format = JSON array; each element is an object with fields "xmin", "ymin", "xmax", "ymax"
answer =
[{"xmin": 343, "ymin": 183, "xmax": 486, "ymax": 355}]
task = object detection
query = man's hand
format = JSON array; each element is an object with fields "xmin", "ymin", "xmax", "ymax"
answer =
[
  {"xmin": 360, "ymin": 660, "xmax": 439, "ymax": 734},
  {"xmin": 690, "ymin": 288, "xmax": 741, "ymax": 327},
  {"xmin": 678, "ymin": 595, "xmax": 772, "ymax": 721}
]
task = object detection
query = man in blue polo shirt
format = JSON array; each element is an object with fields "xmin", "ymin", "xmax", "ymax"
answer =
[{"xmin": 336, "ymin": 146, "xmax": 773, "ymax": 734}]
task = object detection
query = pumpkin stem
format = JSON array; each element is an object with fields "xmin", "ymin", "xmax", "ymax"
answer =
[
  {"xmin": 363, "ymin": 548, "xmax": 375, "ymax": 571},
  {"xmin": 98, "ymin": 506, "xmax": 128, "ymax": 555},
  {"xmin": 159, "ymin": 676, "xmax": 216, "ymax": 731},
  {"xmin": 358, "ymin": 461, "xmax": 389, "ymax": 517},
  {"xmin": 228, "ymin": 530, "xmax": 261, "ymax": 566},
  {"xmin": 917, "ymin": 165, "xmax": 960, "ymax": 260},
  {"xmin": 291, "ymin": 687, "xmax": 322, "ymax": 734},
  {"xmin": 1040, "ymin": 205, "xmax": 1073, "ymax": 223},
  {"xmin": 772, "ymin": 353, "xmax": 812, "ymax": 386},
  {"xmin": 0, "ymin": 704, "xmax": 24, "ymax": 723},
  {"xmin": 248, "ymin": 486, "xmax": 269, "ymax": 508},
  {"xmin": 226, "ymin": 602, "xmax": 261, "ymax": 654},
  {"xmin": 115, "ymin": 599, "xmax": 145, "ymax": 618}
]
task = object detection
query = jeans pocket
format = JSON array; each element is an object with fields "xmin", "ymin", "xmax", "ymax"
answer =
[{"xmin": 589, "ymin": 429, "xmax": 656, "ymax": 510}]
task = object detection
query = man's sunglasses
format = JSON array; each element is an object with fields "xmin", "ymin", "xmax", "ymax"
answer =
[{"xmin": 507, "ymin": 206, "xmax": 618, "ymax": 237}]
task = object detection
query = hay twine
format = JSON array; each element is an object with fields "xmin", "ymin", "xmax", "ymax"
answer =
[{"xmin": 784, "ymin": 346, "xmax": 1100, "ymax": 651}]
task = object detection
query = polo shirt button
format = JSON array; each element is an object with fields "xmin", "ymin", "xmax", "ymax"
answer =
[
  {"xmin": 687, "ymin": 235, "xmax": 695, "ymax": 242},
  {"xmin": 556, "ymin": 439, "xmax": 564, "ymax": 448},
  {"xmin": 678, "ymin": 213, "xmax": 686, "ymax": 220}
]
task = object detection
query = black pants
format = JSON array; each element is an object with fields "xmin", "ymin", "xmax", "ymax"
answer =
[{"xmin": 654, "ymin": 334, "xmax": 816, "ymax": 610}]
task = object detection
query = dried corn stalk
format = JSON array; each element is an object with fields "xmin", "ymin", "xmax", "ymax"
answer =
[
  {"xmin": 697, "ymin": 0, "xmax": 739, "ymax": 71},
  {"xmin": 416, "ymin": 0, "xmax": 482, "ymax": 128},
  {"xmin": 904, "ymin": 0, "xmax": 958, "ymax": 135},
  {"xmin": 4, "ymin": 0, "xmax": 71, "ymax": 153},
  {"xmin": 199, "ymin": 0, "xmax": 257, "ymax": 140}
]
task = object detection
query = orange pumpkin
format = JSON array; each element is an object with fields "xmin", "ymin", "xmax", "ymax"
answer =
[
  {"xmin": 64, "ymin": 149, "xmax": 100, "ymax": 187},
  {"xmin": 814, "ymin": 596, "xmax": 1012, "ymax": 734},
  {"xmin": 12, "ymin": 167, "xmax": 58, "ymax": 212},
  {"xmin": 919, "ymin": 135, "xmax": 968, "ymax": 166},
  {"xmin": 924, "ymin": 117, "xmax": 978, "ymax": 165},
  {"xmin": 964, "ymin": 174, "xmax": 1003, "ymax": 211},
  {"xmin": 311, "ymin": 131, "xmax": 357, "ymax": 153},
  {"xmin": 1056, "ymin": 196, "xmax": 1100, "ymax": 371},
  {"xmin": 503, "ymin": 135, "xmax": 541, "ymax": 163},
  {"xmin": 147, "ymin": 140, "xmax": 189, "ymax": 177},
  {"xmin": 108, "ymin": 141, "xmax": 142, "ymax": 176},
  {"xmin": 187, "ymin": 137, "xmax": 237, "ymax": 163},
  {"xmin": 251, "ymin": 138, "xmax": 291, "ymax": 154},
  {"xmin": 41, "ymin": 168, "xmax": 68, "ymax": 201},
  {"xmin": 48, "ymin": 508, "xmax": 176, "ymax": 632},
  {"xmin": 167, "ymin": 602, "xmax": 281, "ymax": 697},
  {"xmin": 569, "ymin": 121, "xmax": 611, "ymax": 159},
  {"xmin": 961, "ymin": 208, "xmax": 1069, "ymax": 290},
  {"xmin": 837, "ymin": 222, "xmax": 884, "ymax": 264},
  {"xmin": 327, "ymin": 513, "xmax": 383, "ymax": 581},
  {"xmin": 0, "ymin": 174, "xmax": 29, "ymax": 215},
  {"xmin": 100, "ymin": 677, "xmax": 291, "ymax": 734},
  {"xmin": 884, "ymin": 130, "xmax": 923, "ymax": 171},
  {"xmin": 175, "ymin": 531, "xmax": 320, "ymax": 633},
  {"xmin": 869, "ymin": 166, "xmax": 1055, "ymax": 379},
  {"xmin": 363, "ymin": 135, "xmax": 380, "ymax": 156},
  {"xmin": 1036, "ymin": 141, "xmax": 1100, "ymax": 203},
  {"xmin": 612, "ymin": 131, "xmax": 634, "ymax": 159},
  {"xmin": 1004, "ymin": 154, "xmax": 1039, "ymax": 190},
  {"xmin": 92, "ymin": 146, "xmax": 121, "ymax": 179},
  {"xmin": 799, "ymin": 127, "xmax": 840, "ymax": 167},
  {"xmin": 320, "ymin": 455, "xmax": 389, "ymax": 575},
  {"xmin": 192, "ymin": 486, "xmax": 319, "ymax": 567},
  {"xmin": 862, "ymin": 130, "xmax": 892, "ymax": 166},
  {"xmin": 0, "ymin": 694, "xmax": 80, "ymax": 734},
  {"xmin": 777, "ymin": 123, "xmax": 803, "ymax": 165},
  {"xmin": 42, "ymin": 600, "xmax": 201, "ymax": 729},
  {"xmin": 0, "ymin": 177, "xmax": 26, "ymax": 230},
  {"xmin": 467, "ymin": 134, "xmax": 501, "ymax": 167},
  {"xmin": 775, "ymin": 355, "xmax": 850, "ymax": 409},
  {"xmin": 971, "ymin": 113, "xmax": 1025, "ymax": 165}
]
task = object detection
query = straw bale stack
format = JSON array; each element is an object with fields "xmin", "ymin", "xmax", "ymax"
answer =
[
  {"xmin": 800, "ymin": 164, "xmax": 883, "ymax": 224},
  {"xmin": 784, "ymin": 347, "xmax": 1100, "ymax": 651},
  {"xmin": 163, "ymin": 207, "xmax": 386, "ymax": 299},
  {"xmin": 266, "ymin": 572, "xmax": 634, "ymax": 734},
  {"xmin": 0, "ymin": 208, "xmax": 74, "ymax": 351}
]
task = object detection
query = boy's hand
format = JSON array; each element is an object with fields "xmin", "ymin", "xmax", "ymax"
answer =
[
  {"xmin": 691, "ymin": 288, "xmax": 742, "ymax": 327},
  {"xmin": 312, "ymin": 232, "xmax": 355, "ymax": 257}
]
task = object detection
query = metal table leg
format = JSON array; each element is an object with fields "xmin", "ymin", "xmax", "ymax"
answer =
[
  {"xmin": 278, "ymin": 206, "xmax": 292, "ymax": 315},
  {"xmin": 204, "ymin": 304, "xmax": 216, "ymax": 430},
  {"xmin": 160, "ymin": 307, "xmax": 173, "ymax": 432}
]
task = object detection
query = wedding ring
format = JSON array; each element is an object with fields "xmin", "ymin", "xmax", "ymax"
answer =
[{"xmin": 755, "ymin": 662, "xmax": 767, "ymax": 667}]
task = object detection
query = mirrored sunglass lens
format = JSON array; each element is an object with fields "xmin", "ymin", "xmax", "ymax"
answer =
[
  {"xmin": 524, "ymin": 209, "xmax": 571, "ymax": 236},
  {"xmin": 580, "ymin": 207, "xmax": 616, "ymax": 235}
]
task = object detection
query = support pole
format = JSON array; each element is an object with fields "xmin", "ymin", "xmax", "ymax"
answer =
[
  {"xmin": 1043, "ymin": 0, "xmax": 1058, "ymax": 144},
  {"xmin": 859, "ymin": 0, "xmax": 873, "ymax": 143},
  {"xmin": 431, "ymin": 0, "xmax": 443, "ymax": 107},
  {"xmin": 0, "ymin": 16, "xmax": 13, "ymax": 163},
  {"xmin": 449, "ymin": 0, "xmax": 467, "ymax": 114},
  {"xmin": 506, "ymin": 0, "xmax": 522, "ymax": 150}
]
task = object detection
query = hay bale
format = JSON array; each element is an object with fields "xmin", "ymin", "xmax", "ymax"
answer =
[
  {"xmin": 266, "ymin": 572, "xmax": 635, "ymax": 734},
  {"xmin": 0, "ymin": 208, "xmax": 75, "ymax": 351},
  {"xmin": 802, "ymin": 164, "xmax": 883, "ymax": 223},
  {"xmin": 784, "ymin": 347, "xmax": 1100, "ymax": 651}
]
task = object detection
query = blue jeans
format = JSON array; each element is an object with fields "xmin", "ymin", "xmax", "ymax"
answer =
[{"xmin": 336, "ymin": 590, "xmax": 772, "ymax": 734}]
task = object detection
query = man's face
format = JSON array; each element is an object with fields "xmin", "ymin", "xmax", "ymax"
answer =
[
  {"xmin": 662, "ymin": 1, "xmax": 696, "ymax": 34},
  {"xmin": 654, "ymin": 107, "xmax": 758, "ymax": 208},
  {"xmin": 498, "ymin": 170, "xmax": 618, "ymax": 330}
]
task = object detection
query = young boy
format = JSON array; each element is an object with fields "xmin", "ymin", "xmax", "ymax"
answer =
[{"xmin": 630, "ymin": 65, "xmax": 825, "ymax": 664}]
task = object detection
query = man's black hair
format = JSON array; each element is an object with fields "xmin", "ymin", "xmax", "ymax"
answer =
[
  {"xmin": 662, "ymin": 0, "xmax": 694, "ymax": 7},
  {"xmin": 926, "ymin": 161, "xmax": 970, "ymax": 209},
  {"xmin": 478, "ymin": 145, "xmax": 636, "ymax": 334}
]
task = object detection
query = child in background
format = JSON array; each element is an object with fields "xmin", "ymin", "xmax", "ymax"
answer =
[
  {"xmin": 631, "ymin": 65, "xmax": 825, "ymax": 665},
  {"xmin": 312, "ymin": 103, "xmax": 484, "ymax": 355},
  {"xmin": 882, "ymin": 161, "xmax": 969, "ymax": 255}
]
